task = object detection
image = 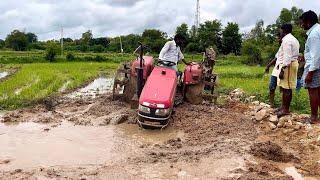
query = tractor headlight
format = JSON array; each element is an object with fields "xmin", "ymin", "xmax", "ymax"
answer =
[
  {"xmin": 155, "ymin": 108, "xmax": 171, "ymax": 116},
  {"xmin": 139, "ymin": 105, "xmax": 150, "ymax": 114}
]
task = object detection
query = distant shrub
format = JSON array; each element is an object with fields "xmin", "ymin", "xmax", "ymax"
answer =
[
  {"xmin": 45, "ymin": 43, "xmax": 59, "ymax": 62},
  {"xmin": 66, "ymin": 53, "xmax": 75, "ymax": 61},
  {"xmin": 84, "ymin": 56, "xmax": 93, "ymax": 61},
  {"xmin": 94, "ymin": 55, "xmax": 105, "ymax": 62},
  {"xmin": 92, "ymin": 45, "xmax": 105, "ymax": 53},
  {"xmin": 79, "ymin": 44, "xmax": 89, "ymax": 52},
  {"xmin": 241, "ymin": 42, "xmax": 262, "ymax": 65}
]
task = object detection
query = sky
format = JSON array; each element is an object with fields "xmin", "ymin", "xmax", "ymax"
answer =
[{"xmin": 0, "ymin": 0, "xmax": 319, "ymax": 40}]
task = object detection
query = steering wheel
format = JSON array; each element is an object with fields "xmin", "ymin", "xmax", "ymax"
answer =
[{"xmin": 158, "ymin": 60, "xmax": 177, "ymax": 67}]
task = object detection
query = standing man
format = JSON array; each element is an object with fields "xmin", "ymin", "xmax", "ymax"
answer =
[
  {"xmin": 265, "ymin": 53, "xmax": 279, "ymax": 108},
  {"xmin": 265, "ymin": 35, "xmax": 282, "ymax": 107},
  {"xmin": 301, "ymin": 10, "xmax": 320, "ymax": 124},
  {"xmin": 277, "ymin": 24, "xmax": 300, "ymax": 118},
  {"xmin": 159, "ymin": 34, "xmax": 189, "ymax": 72}
]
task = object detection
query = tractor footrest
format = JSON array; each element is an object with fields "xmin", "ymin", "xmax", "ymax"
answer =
[
  {"xmin": 203, "ymin": 81, "xmax": 217, "ymax": 87},
  {"xmin": 117, "ymin": 69, "xmax": 131, "ymax": 74},
  {"xmin": 114, "ymin": 79, "xmax": 129, "ymax": 86}
]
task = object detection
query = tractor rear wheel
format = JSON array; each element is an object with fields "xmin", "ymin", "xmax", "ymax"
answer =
[
  {"xmin": 185, "ymin": 83, "xmax": 204, "ymax": 105},
  {"xmin": 123, "ymin": 77, "xmax": 136, "ymax": 102}
]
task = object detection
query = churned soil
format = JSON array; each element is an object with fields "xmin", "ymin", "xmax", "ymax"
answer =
[{"xmin": 1, "ymin": 93, "xmax": 320, "ymax": 179}]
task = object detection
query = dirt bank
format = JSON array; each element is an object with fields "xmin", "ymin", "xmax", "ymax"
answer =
[{"xmin": 1, "ymin": 91, "xmax": 320, "ymax": 179}]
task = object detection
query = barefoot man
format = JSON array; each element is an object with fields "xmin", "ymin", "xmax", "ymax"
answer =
[
  {"xmin": 276, "ymin": 24, "xmax": 300, "ymax": 118},
  {"xmin": 301, "ymin": 10, "xmax": 320, "ymax": 124}
]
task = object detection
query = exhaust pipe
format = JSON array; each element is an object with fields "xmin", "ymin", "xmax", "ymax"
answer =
[{"xmin": 136, "ymin": 42, "xmax": 144, "ymax": 98}]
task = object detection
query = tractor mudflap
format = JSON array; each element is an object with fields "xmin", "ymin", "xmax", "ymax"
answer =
[
  {"xmin": 185, "ymin": 83, "xmax": 205, "ymax": 105},
  {"xmin": 130, "ymin": 94, "xmax": 139, "ymax": 109},
  {"xmin": 113, "ymin": 62, "xmax": 138, "ymax": 103}
]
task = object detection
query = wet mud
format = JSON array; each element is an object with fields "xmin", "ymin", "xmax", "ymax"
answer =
[{"xmin": 0, "ymin": 80, "xmax": 320, "ymax": 179}]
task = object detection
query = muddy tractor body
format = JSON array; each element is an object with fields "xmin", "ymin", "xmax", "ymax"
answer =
[
  {"xmin": 138, "ymin": 66, "xmax": 177, "ymax": 128},
  {"xmin": 113, "ymin": 45, "xmax": 217, "ymax": 129}
]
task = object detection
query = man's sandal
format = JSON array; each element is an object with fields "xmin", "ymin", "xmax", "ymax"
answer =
[{"xmin": 276, "ymin": 110, "xmax": 290, "ymax": 118}]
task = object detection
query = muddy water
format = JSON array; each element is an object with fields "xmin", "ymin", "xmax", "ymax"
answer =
[
  {"xmin": 0, "ymin": 122, "xmax": 130, "ymax": 170},
  {"xmin": 67, "ymin": 77, "xmax": 113, "ymax": 98},
  {"xmin": 0, "ymin": 122, "xmax": 186, "ymax": 172},
  {"xmin": 119, "ymin": 124, "xmax": 184, "ymax": 144},
  {"xmin": 0, "ymin": 72, "xmax": 9, "ymax": 79}
]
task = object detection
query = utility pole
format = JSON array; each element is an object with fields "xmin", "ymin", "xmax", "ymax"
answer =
[
  {"xmin": 120, "ymin": 36, "xmax": 124, "ymax": 54},
  {"xmin": 60, "ymin": 27, "xmax": 64, "ymax": 56},
  {"xmin": 195, "ymin": 0, "xmax": 200, "ymax": 31}
]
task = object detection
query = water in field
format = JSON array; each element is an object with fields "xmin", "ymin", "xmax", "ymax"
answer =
[
  {"xmin": 0, "ymin": 122, "xmax": 185, "ymax": 171},
  {"xmin": 0, "ymin": 121, "xmax": 124, "ymax": 170},
  {"xmin": 67, "ymin": 77, "xmax": 114, "ymax": 98},
  {"xmin": 0, "ymin": 72, "xmax": 9, "ymax": 79}
]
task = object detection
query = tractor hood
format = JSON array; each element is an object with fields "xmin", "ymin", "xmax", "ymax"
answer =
[{"xmin": 139, "ymin": 67, "xmax": 177, "ymax": 109}]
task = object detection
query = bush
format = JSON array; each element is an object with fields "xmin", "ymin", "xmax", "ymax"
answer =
[
  {"xmin": 241, "ymin": 41, "xmax": 262, "ymax": 65},
  {"xmin": 92, "ymin": 45, "xmax": 105, "ymax": 53},
  {"xmin": 66, "ymin": 53, "xmax": 75, "ymax": 61},
  {"xmin": 79, "ymin": 44, "xmax": 89, "ymax": 52},
  {"xmin": 94, "ymin": 55, "xmax": 105, "ymax": 62},
  {"xmin": 45, "ymin": 43, "xmax": 60, "ymax": 62}
]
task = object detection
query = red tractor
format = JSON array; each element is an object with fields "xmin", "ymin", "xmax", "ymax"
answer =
[{"xmin": 113, "ymin": 44, "xmax": 217, "ymax": 129}]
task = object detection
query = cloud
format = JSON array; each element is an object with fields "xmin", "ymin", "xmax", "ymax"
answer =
[{"xmin": 0, "ymin": 0, "xmax": 319, "ymax": 40}]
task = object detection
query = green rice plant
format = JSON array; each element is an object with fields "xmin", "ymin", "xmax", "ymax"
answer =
[{"xmin": 0, "ymin": 62, "xmax": 118, "ymax": 109}]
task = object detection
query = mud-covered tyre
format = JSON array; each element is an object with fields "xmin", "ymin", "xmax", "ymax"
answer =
[
  {"xmin": 123, "ymin": 77, "xmax": 136, "ymax": 102},
  {"xmin": 185, "ymin": 83, "xmax": 204, "ymax": 105}
]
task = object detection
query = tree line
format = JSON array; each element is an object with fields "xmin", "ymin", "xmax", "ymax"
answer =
[{"xmin": 0, "ymin": 6, "xmax": 319, "ymax": 64}]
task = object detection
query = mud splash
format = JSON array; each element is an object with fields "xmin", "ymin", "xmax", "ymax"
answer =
[
  {"xmin": 0, "ymin": 72, "xmax": 8, "ymax": 79},
  {"xmin": 67, "ymin": 77, "xmax": 113, "ymax": 98}
]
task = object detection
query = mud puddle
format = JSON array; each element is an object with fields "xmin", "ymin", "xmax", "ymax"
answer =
[
  {"xmin": 119, "ymin": 124, "xmax": 184, "ymax": 144},
  {"xmin": 0, "ymin": 121, "xmax": 136, "ymax": 171},
  {"xmin": 0, "ymin": 71, "xmax": 9, "ymax": 79},
  {"xmin": 67, "ymin": 77, "xmax": 113, "ymax": 98}
]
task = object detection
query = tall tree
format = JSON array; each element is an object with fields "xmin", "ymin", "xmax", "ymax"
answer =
[
  {"xmin": 276, "ymin": 8, "xmax": 292, "ymax": 25},
  {"xmin": 176, "ymin": 23, "xmax": 189, "ymax": 45},
  {"xmin": 142, "ymin": 29, "xmax": 167, "ymax": 53},
  {"xmin": 291, "ymin": 7, "xmax": 304, "ymax": 25},
  {"xmin": 5, "ymin": 30, "xmax": 29, "ymax": 51},
  {"xmin": 222, "ymin": 22, "xmax": 242, "ymax": 55},
  {"xmin": 250, "ymin": 20, "xmax": 265, "ymax": 40},
  {"xmin": 26, "ymin": 32, "xmax": 38, "ymax": 43},
  {"xmin": 198, "ymin": 20, "xmax": 222, "ymax": 52},
  {"xmin": 81, "ymin": 30, "xmax": 93, "ymax": 45},
  {"xmin": 0, "ymin": 39, "xmax": 4, "ymax": 49},
  {"xmin": 90, "ymin": 37, "xmax": 109, "ymax": 48}
]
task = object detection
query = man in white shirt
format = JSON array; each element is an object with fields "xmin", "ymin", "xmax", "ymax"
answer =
[
  {"xmin": 265, "ymin": 35, "xmax": 283, "ymax": 107},
  {"xmin": 159, "ymin": 34, "xmax": 189, "ymax": 72},
  {"xmin": 276, "ymin": 24, "xmax": 300, "ymax": 118}
]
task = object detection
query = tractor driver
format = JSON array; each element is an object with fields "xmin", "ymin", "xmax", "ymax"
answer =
[{"xmin": 159, "ymin": 34, "xmax": 190, "ymax": 73}]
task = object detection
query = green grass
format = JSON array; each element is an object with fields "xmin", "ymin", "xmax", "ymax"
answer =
[
  {"xmin": 214, "ymin": 55, "xmax": 310, "ymax": 114},
  {"xmin": 0, "ymin": 62, "xmax": 118, "ymax": 109}
]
